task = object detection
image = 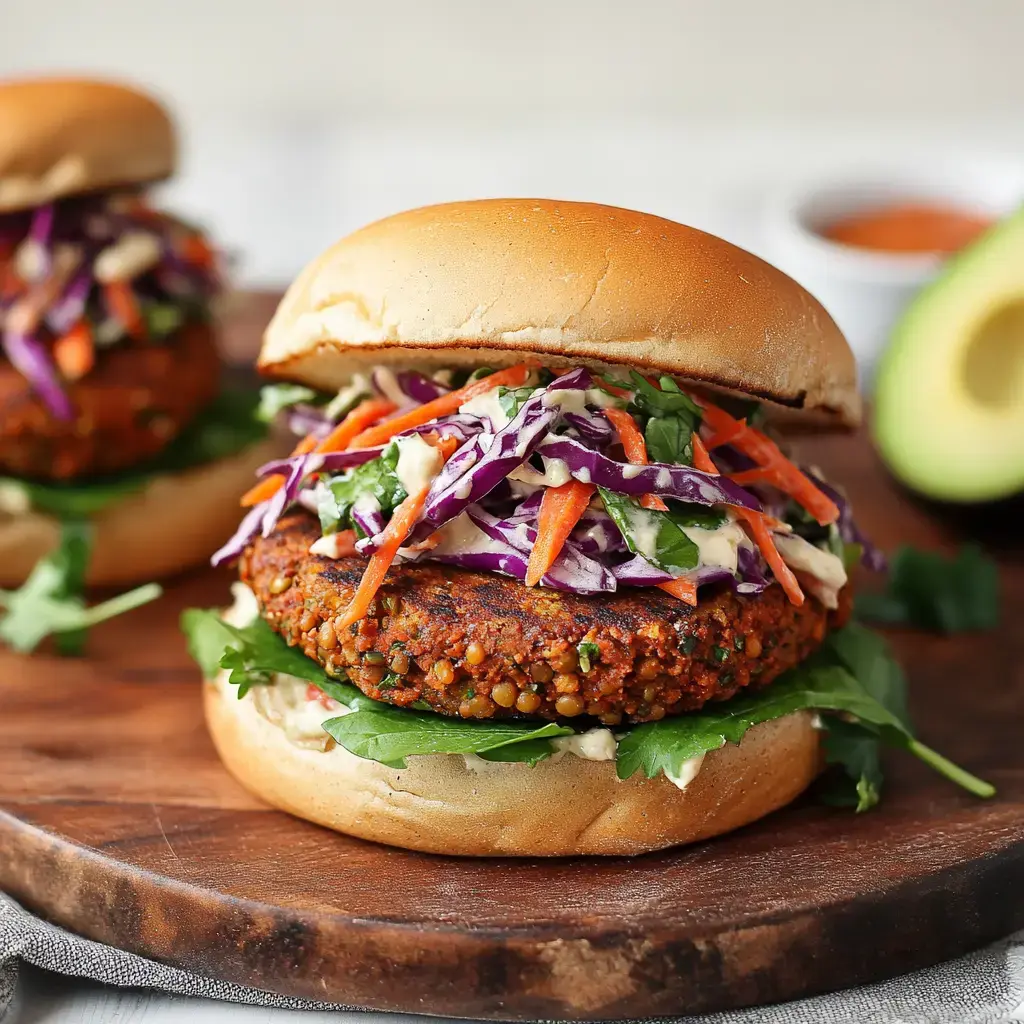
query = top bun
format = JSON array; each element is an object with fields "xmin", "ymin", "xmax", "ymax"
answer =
[
  {"xmin": 261, "ymin": 199, "xmax": 859, "ymax": 425},
  {"xmin": 0, "ymin": 77, "xmax": 175, "ymax": 212}
]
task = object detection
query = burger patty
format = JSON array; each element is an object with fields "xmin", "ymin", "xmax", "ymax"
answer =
[
  {"xmin": 0, "ymin": 320, "xmax": 221, "ymax": 480},
  {"xmin": 241, "ymin": 512, "xmax": 851, "ymax": 725}
]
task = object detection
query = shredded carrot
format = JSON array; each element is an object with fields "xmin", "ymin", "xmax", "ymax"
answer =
[
  {"xmin": 732, "ymin": 506, "xmax": 805, "ymax": 606},
  {"xmin": 239, "ymin": 398, "xmax": 395, "ymax": 508},
  {"xmin": 338, "ymin": 485, "xmax": 431, "ymax": 629},
  {"xmin": 330, "ymin": 529, "xmax": 359, "ymax": 557},
  {"xmin": 694, "ymin": 401, "xmax": 839, "ymax": 526},
  {"xmin": 180, "ymin": 233, "xmax": 216, "ymax": 270},
  {"xmin": 604, "ymin": 407, "xmax": 668, "ymax": 511},
  {"xmin": 103, "ymin": 281, "xmax": 145, "ymax": 340},
  {"xmin": 240, "ymin": 434, "xmax": 317, "ymax": 507},
  {"xmin": 316, "ymin": 397, "xmax": 396, "ymax": 454},
  {"xmin": 657, "ymin": 577, "xmax": 698, "ymax": 605},
  {"xmin": 52, "ymin": 322, "xmax": 95, "ymax": 380},
  {"xmin": 421, "ymin": 431, "xmax": 460, "ymax": 461},
  {"xmin": 595, "ymin": 377, "xmax": 631, "ymax": 398},
  {"xmin": 690, "ymin": 431, "xmax": 802, "ymax": 605},
  {"xmin": 702, "ymin": 419, "xmax": 750, "ymax": 451},
  {"xmin": 525, "ymin": 479, "xmax": 596, "ymax": 587},
  {"xmin": 604, "ymin": 407, "xmax": 647, "ymax": 463},
  {"xmin": 350, "ymin": 363, "xmax": 536, "ymax": 449},
  {"xmin": 691, "ymin": 432, "xmax": 718, "ymax": 475}
]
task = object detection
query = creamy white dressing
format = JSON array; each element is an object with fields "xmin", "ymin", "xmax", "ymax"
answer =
[
  {"xmin": 682, "ymin": 519, "xmax": 748, "ymax": 574},
  {"xmin": 94, "ymin": 231, "xmax": 161, "ymax": 283},
  {"xmin": 430, "ymin": 511, "xmax": 509, "ymax": 557},
  {"xmin": 220, "ymin": 584, "xmax": 351, "ymax": 749},
  {"xmin": 324, "ymin": 373, "xmax": 373, "ymax": 420},
  {"xmin": 664, "ymin": 754, "xmax": 705, "ymax": 791},
  {"xmin": 370, "ymin": 367, "xmax": 409, "ymax": 407},
  {"xmin": 542, "ymin": 387, "xmax": 620, "ymax": 415},
  {"xmin": 630, "ymin": 516, "xmax": 662, "ymax": 562},
  {"xmin": 552, "ymin": 728, "xmax": 617, "ymax": 761},
  {"xmin": 14, "ymin": 239, "xmax": 47, "ymax": 282},
  {"xmin": 394, "ymin": 433, "xmax": 443, "ymax": 495},
  {"xmin": 224, "ymin": 581, "xmax": 260, "ymax": 628},
  {"xmin": 0, "ymin": 480, "xmax": 30, "ymax": 516},
  {"xmin": 508, "ymin": 457, "xmax": 571, "ymax": 488},
  {"xmin": 309, "ymin": 533, "xmax": 350, "ymax": 559},
  {"xmin": 773, "ymin": 533, "xmax": 847, "ymax": 609},
  {"xmin": 459, "ymin": 387, "xmax": 511, "ymax": 431}
]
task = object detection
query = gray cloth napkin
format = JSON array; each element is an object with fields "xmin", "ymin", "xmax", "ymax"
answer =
[{"xmin": 2, "ymin": 892, "xmax": 1023, "ymax": 1023}]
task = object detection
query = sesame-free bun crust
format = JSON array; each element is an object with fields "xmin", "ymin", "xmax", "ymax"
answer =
[
  {"xmin": 262, "ymin": 199, "xmax": 860, "ymax": 426},
  {"xmin": 0, "ymin": 77, "xmax": 174, "ymax": 212},
  {"xmin": 0, "ymin": 435, "xmax": 283, "ymax": 588},
  {"xmin": 204, "ymin": 676, "xmax": 822, "ymax": 857}
]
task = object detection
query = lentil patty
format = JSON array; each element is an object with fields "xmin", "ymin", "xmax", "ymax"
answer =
[
  {"xmin": 0, "ymin": 320, "xmax": 221, "ymax": 480},
  {"xmin": 240, "ymin": 511, "xmax": 851, "ymax": 725}
]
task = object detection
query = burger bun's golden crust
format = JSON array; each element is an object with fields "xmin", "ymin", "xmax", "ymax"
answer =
[
  {"xmin": 0, "ymin": 77, "xmax": 174, "ymax": 212},
  {"xmin": 0, "ymin": 435, "xmax": 283, "ymax": 588},
  {"xmin": 204, "ymin": 675, "xmax": 822, "ymax": 857},
  {"xmin": 261, "ymin": 199, "xmax": 860, "ymax": 426}
]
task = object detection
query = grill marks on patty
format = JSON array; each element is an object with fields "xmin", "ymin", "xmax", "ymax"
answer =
[{"xmin": 240, "ymin": 511, "xmax": 850, "ymax": 725}]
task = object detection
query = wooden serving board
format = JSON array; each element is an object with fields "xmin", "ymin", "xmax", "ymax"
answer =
[{"xmin": 1, "ymin": 301, "xmax": 1022, "ymax": 1018}]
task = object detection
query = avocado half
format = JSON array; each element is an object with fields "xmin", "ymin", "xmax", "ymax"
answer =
[{"xmin": 874, "ymin": 206, "xmax": 1024, "ymax": 502}]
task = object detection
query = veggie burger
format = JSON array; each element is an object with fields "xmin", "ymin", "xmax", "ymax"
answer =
[
  {"xmin": 0, "ymin": 78, "xmax": 277, "ymax": 649},
  {"xmin": 186, "ymin": 199, "xmax": 993, "ymax": 856}
]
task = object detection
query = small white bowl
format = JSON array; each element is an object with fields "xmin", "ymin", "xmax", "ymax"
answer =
[{"xmin": 761, "ymin": 162, "xmax": 1024, "ymax": 388}]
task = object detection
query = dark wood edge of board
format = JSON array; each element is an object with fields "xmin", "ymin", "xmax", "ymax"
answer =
[{"xmin": 3, "ymin": 805, "xmax": 1024, "ymax": 1020}]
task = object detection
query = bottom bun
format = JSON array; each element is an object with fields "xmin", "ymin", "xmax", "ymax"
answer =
[
  {"xmin": 0, "ymin": 436, "xmax": 284, "ymax": 588},
  {"xmin": 204, "ymin": 675, "xmax": 822, "ymax": 857}
]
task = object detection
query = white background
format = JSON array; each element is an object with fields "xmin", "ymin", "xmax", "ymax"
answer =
[{"xmin": 3, "ymin": 0, "xmax": 1024, "ymax": 285}]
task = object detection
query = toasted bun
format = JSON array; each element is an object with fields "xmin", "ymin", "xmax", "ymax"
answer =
[
  {"xmin": 0, "ymin": 77, "xmax": 174, "ymax": 212},
  {"xmin": 262, "ymin": 199, "xmax": 859, "ymax": 426},
  {"xmin": 0, "ymin": 436, "xmax": 283, "ymax": 588},
  {"xmin": 204, "ymin": 676, "xmax": 822, "ymax": 856}
]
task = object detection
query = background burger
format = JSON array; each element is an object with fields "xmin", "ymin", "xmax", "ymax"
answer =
[
  {"xmin": 185, "ymin": 199, "xmax": 992, "ymax": 856},
  {"xmin": 0, "ymin": 78, "xmax": 280, "ymax": 653}
]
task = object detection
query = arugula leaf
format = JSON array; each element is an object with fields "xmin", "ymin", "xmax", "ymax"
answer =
[
  {"xmin": 644, "ymin": 414, "xmax": 696, "ymax": 466},
  {"xmin": 711, "ymin": 395, "xmax": 766, "ymax": 426},
  {"xmin": 0, "ymin": 520, "xmax": 161, "ymax": 654},
  {"xmin": 616, "ymin": 661, "xmax": 891, "ymax": 781},
  {"xmin": 598, "ymin": 488, "xmax": 699, "ymax": 574},
  {"xmin": 181, "ymin": 606, "xmax": 573, "ymax": 765},
  {"xmin": 257, "ymin": 383, "xmax": 319, "ymax": 422},
  {"xmin": 181, "ymin": 608, "xmax": 334, "ymax": 697},
  {"xmin": 615, "ymin": 622, "xmax": 994, "ymax": 802},
  {"xmin": 819, "ymin": 717, "xmax": 882, "ymax": 811},
  {"xmin": 322, "ymin": 706, "xmax": 572, "ymax": 769},
  {"xmin": 628, "ymin": 372, "xmax": 702, "ymax": 420},
  {"xmin": 855, "ymin": 544, "xmax": 999, "ymax": 633},
  {"xmin": 318, "ymin": 444, "xmax": 406, "ymax": 534},
  {"xmin": 577, "ymin": 641, "xmax": 600, "ymax": 673},
  {"xmin": 181, "ymin": 605, "xmax": 994, "ymax": 803},
  {"xmin": 5, "ymin": 389, "xmax": 267, "ymax": 518}
]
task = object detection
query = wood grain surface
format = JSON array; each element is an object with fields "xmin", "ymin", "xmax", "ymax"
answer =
[{"xmin": 0, "ymin": 296, "xmax": 1022, "ymax": 1019}]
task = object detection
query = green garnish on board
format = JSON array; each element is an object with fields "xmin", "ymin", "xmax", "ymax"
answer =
[
  {"xmin": 0, "ymin": 521, "xmax": 161, "ymax": 655},
  {"xmin": 855, "ymin": 544, "xmax": 999, "ymax": 634}
]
